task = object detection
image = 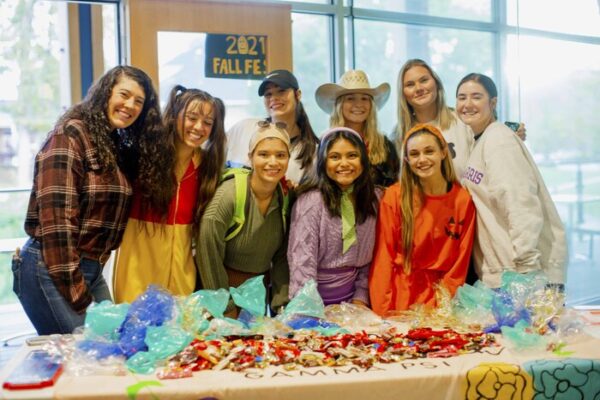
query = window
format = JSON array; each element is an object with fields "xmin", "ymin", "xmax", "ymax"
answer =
[
  {"xmin": 507, "ymin": 0, "xmax": 600, "ymax": 37},
  {"xmin": 157, "ymin": 31, "xmax": 265, "ymax": 130},
  {"xmin": 353, "ymin": 19, "xmax": 494, "ymax": 135},
  {"xmin": 351, "ymin": 0, "xmax": 492, "ymax": 22},
  {"xmin": 292, "ymin": 13, "xmax": 334, "ymax": 135},
  {"xmin": 0, "ymin": 0, "xmax": 120, "ymax": 306},
  {"xmin": 505, "ymin": 33, "xmax": 600, "ymax": 304}
]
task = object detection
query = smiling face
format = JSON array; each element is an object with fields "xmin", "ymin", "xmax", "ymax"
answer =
[
  {"xmin": 405, "ymin": 133, "xmax": 447, "ymax": 183},
  {"xmin": 325, "ymin": 137, "xmax": 364, "ymax": 190},
  {"xmin": 402, "ymin": 65, "xmax": 438, "ymax": 113},
  {"xmin": 456, "ymin": 80, "xmax": 497, "ymax": 134},
  {"xmin": 262, "ymin": 83, "xmax": 298, "ymax": 121},
  {"xmin": 250, "ymin": 138, "xmax": 290, "ymax": 185},
  {"xmin": 106, "ymin": 76, "xmax": 146, "ymax": 130},
  {"xmin": 341, "ymin": 93, "xmax": 372, "ymax": 128},
  {"xmin": 177, "ymin": 100, "xmax": 214, "ymax": 149}
]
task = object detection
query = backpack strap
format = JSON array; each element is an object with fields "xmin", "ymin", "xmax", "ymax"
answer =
[
  {"xmin": 222, "ymin": 167, "xmax": 290, "ymax": 241},
  {"xmin": 222, "ymin": 168, "xmax": 251, "ymax": 241}
]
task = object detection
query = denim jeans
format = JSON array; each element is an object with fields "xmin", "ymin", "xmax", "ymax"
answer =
[{"xmin": 12, "ymin": 238, "xmax": 112, "ymax": 335}]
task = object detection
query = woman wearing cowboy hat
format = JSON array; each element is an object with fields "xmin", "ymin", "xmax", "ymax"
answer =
[{"xmin": 315, "ymin": 70, "xmax": 400, "ymax": 187}]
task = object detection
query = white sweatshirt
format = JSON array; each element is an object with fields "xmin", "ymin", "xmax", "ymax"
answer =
[
  {"xmin": 461, "ymin": 121, "xmax": 567, "ymax": 287},
  {"xmin": 395, "ymin": 113, "xmax": 473, "ymax": 176},
  {"xmin": 435, "ymin": 114, "xmax": 474, "ymax": 178}
]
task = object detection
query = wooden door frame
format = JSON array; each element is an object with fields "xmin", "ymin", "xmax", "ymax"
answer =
[{"xmin": 127, "ymin": 0, "xmax": 292, "ymax": 92}]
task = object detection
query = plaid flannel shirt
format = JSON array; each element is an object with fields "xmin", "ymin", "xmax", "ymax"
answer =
[{"xmin": 24, "ymin": 120, "xmax": 132, "ymax": 313}]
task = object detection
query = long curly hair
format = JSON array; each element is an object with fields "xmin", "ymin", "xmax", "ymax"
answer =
[
  {"xmin": 298, "ymin": 128, "xmax": 377, "ymax": 223},
  {"xmin": 55, "ymin": 65, "xmax": 171, "ymax": 214},
  {"xmin": 162, "ymin": 85, "xmax": 226, "ymax": 224}
]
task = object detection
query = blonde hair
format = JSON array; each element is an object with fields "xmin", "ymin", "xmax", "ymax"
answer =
[
  {"xmin": 399, "ymin": 124, "xmax": 457, "ymax": 274},
  {"xmin": 330, "ymin": 94, "xmax": 387, "ymax": 165},
  {"xmin": 396, "ymin": 59, "xmax": 456, "ymax": 141}
]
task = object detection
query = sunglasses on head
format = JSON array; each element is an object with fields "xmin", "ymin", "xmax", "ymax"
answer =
[{"xmin": 257, "ymin": 120, "xmax": 287, "ymax": 130}]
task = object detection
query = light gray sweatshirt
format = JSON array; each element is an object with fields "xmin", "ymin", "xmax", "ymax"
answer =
[{"xmin": 461, "ymin": 121, "xmax": 567, "ymax": 287}]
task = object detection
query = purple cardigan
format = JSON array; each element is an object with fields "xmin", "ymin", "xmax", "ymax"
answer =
[{"xmin": 287, "ymin": 189, "xmax": 378, "ymax": 305}]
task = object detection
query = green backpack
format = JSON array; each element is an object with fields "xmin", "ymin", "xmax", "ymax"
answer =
[{"xmin": 221, "ymin": 168, "xmax": 289, "ymax": 241}]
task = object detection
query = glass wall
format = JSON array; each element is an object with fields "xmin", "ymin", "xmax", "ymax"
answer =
[
  {"xmin": 351, "ymin": 0, "xmax": 492, "ymax": 21},
  {"xmin": 504, "ymin": 33, "xmax": 600, "ymax": 304},
  {"xmin": 0, "ymin": 0, "xmax": 120, "ymax": 306},
  {"xmin": 289, "ymin": 0, "xmax": 600, "ymax": 305},
  {"xmin": 292, "ymin": 13, "xmax": 333, "ymax": 135},
  {"xmin": 506, "ymin": 0, "xmax": 600, "ymax": 37},
  {"xmin": 353, "ymin": 20, "xmax": 494, "ymax": 135}
]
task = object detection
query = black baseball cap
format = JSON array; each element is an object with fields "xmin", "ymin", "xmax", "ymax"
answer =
[{"xmin": 258, "ymin": 70, "xmax": 299, "ymax": 96}]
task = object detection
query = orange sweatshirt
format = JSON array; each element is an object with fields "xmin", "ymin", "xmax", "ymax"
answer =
[{"xmin": 369, "ymin": 182, "xmax": 475, "ymax": 316}]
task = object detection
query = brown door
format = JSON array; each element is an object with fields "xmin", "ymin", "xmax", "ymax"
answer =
[{"xmin": 128, "ymin": 0, "xmax": 292, "ymax": 120}]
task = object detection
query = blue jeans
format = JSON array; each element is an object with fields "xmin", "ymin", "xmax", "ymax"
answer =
[{"xmin": 12, "ymin": 238, "xmax": 112, "ymax": 335}]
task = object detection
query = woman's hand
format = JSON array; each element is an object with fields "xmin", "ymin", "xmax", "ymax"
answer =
[{"xmin": 516, "ymin": 123, "xmax": 527, "ymax": 141}]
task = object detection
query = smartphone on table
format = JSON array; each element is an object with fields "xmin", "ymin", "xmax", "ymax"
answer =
[{"xmin": 2, "ymin": 349, "xmax": 63, "ymax": 390}]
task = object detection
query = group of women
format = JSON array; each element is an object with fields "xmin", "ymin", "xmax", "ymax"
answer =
[{"xmin": 12, "ymin": 59, "xmax": 567, "ymax": 335}]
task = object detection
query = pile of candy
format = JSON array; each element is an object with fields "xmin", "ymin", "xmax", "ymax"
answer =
[
  {"xmin": 156, "ymin": 327, "xmax": 496, "ymax": 378},
  {"xmin": 390, "ymin": 271, "xmax": 583, "ymax": 352},
  {"xmin": 46, "ymin": 272, "xmax": 581, "ymax": 379}
]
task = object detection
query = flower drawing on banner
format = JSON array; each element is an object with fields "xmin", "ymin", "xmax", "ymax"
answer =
[
  {"xmin": 464, "ymin": 362, "xmax": 534, "ymax": 400},
  {"xmin": 523, "ymin": 358, "xmax": 600, "ymax": 400}
]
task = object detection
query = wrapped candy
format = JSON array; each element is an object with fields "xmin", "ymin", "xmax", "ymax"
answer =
[
  {"xmin": 145, "ymin": 326, "xmax": 193, "ymax": 359},
  {"xmin": 186, "ymin": 288, "xmax": 230, "ymax": 319},
  {"xmin": 153, "ymin": 327, "xmax": 496, "ymax": 374},
  {"xmin": 487, "ymin": 289, "xmax": 531, "ymax": 333},
  {"xmin": 500, "ymin": 271, "xmax": 547, "ymax": 310},
  {"xmin": 84, "ymin": 301, "xmax": 129, "ymax": 340},
  {"xmin": 126, "ymin": 351, "xmax": 157, "ymax": 374},
  {"xmin": 324, "ymin": 302, "xmax": 383, "ymax": 332},
  {"xmin": 282, "ymin": 279, "xmax": 325, "ymax": 319},
  {"xmin": 230, "ymin": 275, "xmax": 267, "ymax": 317},
  {"xmin": 118, "ymin": 316, "xmax": 149, "ymax": 358},
  {"xmin": 203, "ymin": 317, "xmax": 251, "ymax": 338},
  {"xmin": 501, "ymin": 319, "xmax": 548, "ymax": 351},
  {"xmin": 119, "ymin": 286, "xmax": 177, "ymax": 358},
  {"xmin": 124, "ymin": 285, "xmax": 176, "ymax": 327}
]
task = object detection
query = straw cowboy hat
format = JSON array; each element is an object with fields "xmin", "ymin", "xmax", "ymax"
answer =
[{"xmin": 315, "ymin": 70, "xmax": 391, "ymax": 114}]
